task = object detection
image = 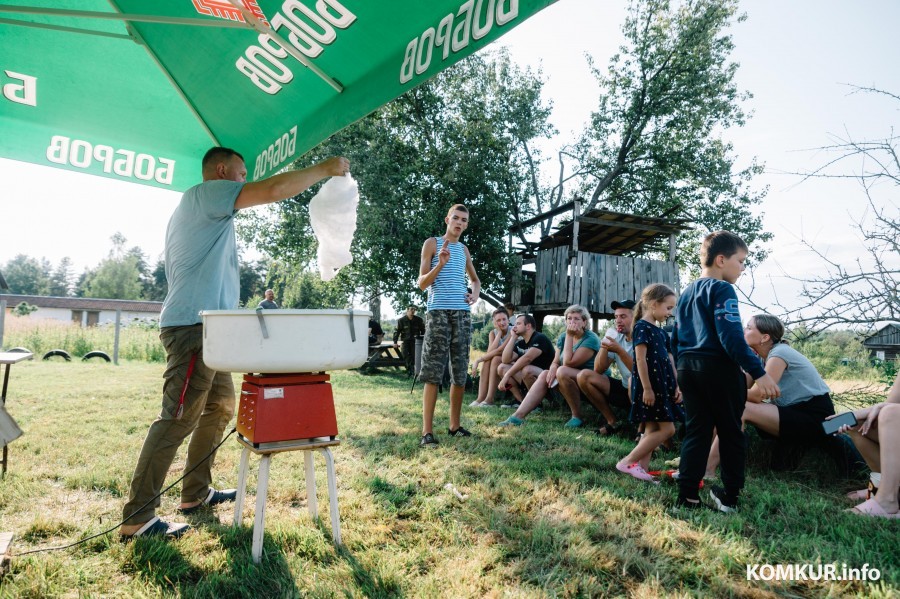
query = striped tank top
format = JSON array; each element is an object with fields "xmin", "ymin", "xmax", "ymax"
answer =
[{"xmin": 426, "ymin": 236, "xmax": 470, "ymax": 311}]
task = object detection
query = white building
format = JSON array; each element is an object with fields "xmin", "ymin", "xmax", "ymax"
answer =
[{"xmin": 0, "ymin": 294, "xmax": 161, "ymax": 326}]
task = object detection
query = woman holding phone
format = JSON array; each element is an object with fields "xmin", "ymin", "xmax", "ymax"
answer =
[
  {"xmin": 706, "ymin": 314, "xmax": 835, "ymax": 475},
  {"xmin": 829, "ymin": 370, "xmax": 900, "ymax": 518}
]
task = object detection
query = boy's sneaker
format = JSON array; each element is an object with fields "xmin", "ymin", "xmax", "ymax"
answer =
[
  {"xmin": 674, "ymin": 495, "xmax": 711, "ymax": 511},
  {"xmin": 709, "ymin": 485, "xmax": 738, "ymax": 513},
  {"xmin": 448, "ymin": 426, "xmax": 472, "ymax": 437},
  {"xmin": 420, "ymin": 432, "xmax": 439, "ymax": 447}
]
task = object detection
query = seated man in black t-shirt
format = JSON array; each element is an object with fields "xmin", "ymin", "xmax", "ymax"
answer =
[
  {"xmin": 368, "ymin": 319, "xmax": 384, "ymax": 346},
  {"xmin": 497, "ymin": 314, "xmax": 556, "ymax": 426}
]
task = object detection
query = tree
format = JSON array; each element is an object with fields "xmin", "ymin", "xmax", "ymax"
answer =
[
  {"xmin": 265, "ymin": 261, "xmax": 349, "ymax": 309},
  {"xmin": 47, "ymin": 257, "xmax": 74, "ymax": 297},
  {"xmin": 144, "ymin": 258, "xmax": 168, "ymax": 302},
  {"xmin": 81, "ymin": 233, "xmax": 144, "ymax": 300},
  {"xmin": 238, "ymin": 258, "xmax": 267, "ymax": 306},
  {"xmin": 239, "ymin": 49, "xmax": 555, "ymax": 312},
  {"xmin": 2, "ymin": 254, "xmax": 50, "ymax": 295},
  {"xmin": 573, "ymin": 0, "xmax": 770, "ymax": 267},
  {"xmin": 765, "ymin": 87, "xmax": 899, "ymax": 333}
]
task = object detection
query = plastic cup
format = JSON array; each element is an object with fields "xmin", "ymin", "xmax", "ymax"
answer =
[{"xmin": 604, "ymin": 328, "xmax": 618, "ymax": 340}]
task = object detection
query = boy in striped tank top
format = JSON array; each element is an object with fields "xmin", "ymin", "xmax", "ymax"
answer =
[{"xmin": 417, "ymin": 204, "xmax": 481, "ymax": 447}]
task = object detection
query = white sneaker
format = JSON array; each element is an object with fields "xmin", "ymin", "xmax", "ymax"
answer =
[{"xmin": 469, "ymin": 400, "xmax": 482, "ymax": 407}]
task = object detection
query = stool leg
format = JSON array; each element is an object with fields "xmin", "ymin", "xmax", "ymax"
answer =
[
  {"xmin": 304, "ymin": 450, "xmax": 318, "ymax": 518},
  {"xmin": 252, "ymin": 454, "xmax": 271, "ymax": 564},
  {"xmin": 320, "ymin": 448, "xmax": 342, "ymax": 546},
  {"xmin": 233, "ymin": 446, "xmax": 250, "ymax": 527}
]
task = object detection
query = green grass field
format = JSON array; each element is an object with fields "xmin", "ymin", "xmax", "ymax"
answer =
[{"xmin": 0, "ymin": 361, "xmax": 897, "ymax": 598}]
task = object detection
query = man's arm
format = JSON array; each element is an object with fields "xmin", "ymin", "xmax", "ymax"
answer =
[
  {"xmin": 234, "ymin": 157, "xmax": 348, "ymax": 210},
  {"xmin": 463, "ymin": 245, "xmax": 480, "ymax": 305},
  {"xmin": 502, "ymin": 346, "xmax": 542, "ymax": 379},
  {"xmin": 593, "ymin": 346, "xmax": 613, "ymax": 373}
]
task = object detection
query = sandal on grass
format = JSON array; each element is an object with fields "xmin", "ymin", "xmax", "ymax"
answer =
[
  {"xmin": 594, "ymin": 422, "xmax": 621, "ymax": 436},
  {"xmin": 847, "ymin": 498, "xmax": 900, "ymax": 518},
  {"xmin": 846, "ymin": 488, "xmax": 872, "ymax": 501}
]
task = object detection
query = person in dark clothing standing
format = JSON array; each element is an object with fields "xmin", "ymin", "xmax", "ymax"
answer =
[
  {"xmin": 394, "ymin": 305, "xmax": 425, "ymax": 374},
  {"xmin": 672, "ymin": 230, "xmax": 780, "ymax": 512}
]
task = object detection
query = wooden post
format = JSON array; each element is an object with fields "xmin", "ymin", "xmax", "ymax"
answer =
[
  {"xmin": 0, "ymin": 300, "xmax": 6, "ymax": 349},
  {"xmin": 113, "ymin": 309, "xmax": 121, "ymax": 365},
  {"xmin": 0, "ymin": 532, "xmax": 13, "ymax": 575},
  {"xmin": 668, "ymin": 233, "xmax": 676, "ymax": 262},
  {"xmin": 568, "ymin": 199, "xmax": 581, "ymax": 304}
]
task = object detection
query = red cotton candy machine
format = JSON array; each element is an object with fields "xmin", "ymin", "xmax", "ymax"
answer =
[{"xmin": 200, "ymin": 308, "xmax": 371, "ymax": 445}]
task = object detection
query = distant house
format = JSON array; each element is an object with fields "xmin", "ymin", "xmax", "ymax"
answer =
[
  {"xmin": 0, "ymin": 294, "xmax": 161, "ymax": 327},
  {"xmin": 863, "ymin": 323, "xmax": 900, "ymax": 362}
]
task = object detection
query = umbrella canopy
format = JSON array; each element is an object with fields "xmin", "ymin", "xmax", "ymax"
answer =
[{"xmin": 0, "ymin": 0, "xmax": 557, "ymax": 191}]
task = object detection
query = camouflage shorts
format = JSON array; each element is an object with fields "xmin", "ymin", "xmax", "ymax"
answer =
[{"xmin": 419, "ymin": 310, "xmax": 471, "ymax": 386}]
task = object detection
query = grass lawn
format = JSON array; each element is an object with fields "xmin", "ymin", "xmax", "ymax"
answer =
[{"xmin": 0, "ymin": 361, "xmax": 897, "ymax": 598}]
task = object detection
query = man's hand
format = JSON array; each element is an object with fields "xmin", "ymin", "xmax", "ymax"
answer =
[
  {"xmin": 437, "ymin": 239, "xmax": 450, "ymax": 267},
  {"xmin": 320, "ymin": 156, "xmax": 350, "ymax": 177},
  {"xmin": 601, "ymin": 337, "xmax": 622, "ymax": 354},
  {"xmin": 464, "ymin": 289, "xmax": 478, "ymax": 305}
]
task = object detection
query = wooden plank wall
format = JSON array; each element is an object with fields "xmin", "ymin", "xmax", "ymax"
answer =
[
  {"xmin": 535, "ymin": 246, "xmax": 570, "ymax": 305},
  {"xmin": 510, "ymin": 255, "xmax": 523, "ymax": 304},
  {"xmin": 547, "ymin": 251, "xmax": 680, "ymax": 312}
]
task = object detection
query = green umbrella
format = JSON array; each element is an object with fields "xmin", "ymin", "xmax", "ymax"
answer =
[{"xmin": 0, "ymin": 0, "xmax": 557, "ymax": 191}]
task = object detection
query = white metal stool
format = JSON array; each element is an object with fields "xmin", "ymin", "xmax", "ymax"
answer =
[{"xmin": 233, "ymin": 435, "xmax": 342, "ymax": 563}]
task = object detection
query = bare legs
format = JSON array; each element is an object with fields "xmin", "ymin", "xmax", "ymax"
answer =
[
  {"xmin": 618, "ymin": 421, "xmax": 676, "ymax": 470},
  {"xmin": 556, "ymin": 365, "xmax": 583, "ymax": 419},
  {"xmin": 577, "ymin": 370, "xmax": 618, "ymax": 426},
  {"xmin": 474, "ymin": 356, "xmax": 503, "ymax": 405}
]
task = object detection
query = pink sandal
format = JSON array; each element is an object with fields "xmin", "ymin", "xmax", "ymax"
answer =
[
  {"xmin": 845, "ymin": 488, "xmax": 870, "ymax": 501},
  {"xmin": 616, "ymin": 462, "xmax": 659, "ymax": 484},
  {"xmin": 847, "ymin": 498, "xmax": 900, "ymax": 518}
]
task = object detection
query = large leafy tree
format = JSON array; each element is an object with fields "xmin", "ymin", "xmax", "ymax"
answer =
[
  {"xmin": 574, "ymin": 0, "xmax": 770, "ymax": 267},
  {"xmin": 2, "ymin": 254, "xmax": 50, "ymax": 295},
  {"xmin": 80, "ymin": 233, "xmax": 143, "ymax": 300},
  {"xmin": 238, "ymin": 49, "xmax": 554, "ymax": 312}
]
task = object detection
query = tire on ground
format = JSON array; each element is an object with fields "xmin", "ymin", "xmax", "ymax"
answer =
[
  {"xmin": 42, "ymin": 349, "xmax": 72, "ymax": 361},
  {"xmin": 82, "ymin": 350, "xmax": 111, "ymax": 362}
]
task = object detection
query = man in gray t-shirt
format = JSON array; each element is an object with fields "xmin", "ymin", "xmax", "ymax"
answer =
[
  {"xmin": 257, "ymin": 289, "xmax": 278, "ymax": 310},
  {"xmin": 577, "ymin": 300, "xmax": 636, "ymax": 435},
  {"xmin": 120, "ymin": 147, "xmax": 348, "ymax": 541}
]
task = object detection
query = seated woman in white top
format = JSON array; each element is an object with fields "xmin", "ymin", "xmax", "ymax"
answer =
[
  {"xmin": 470, "ymin": 308, "xmax": 512, "ymax": 407},
  {"xmin": 707, "ymin": 314, "xmax": 835, "ymax": 476}
]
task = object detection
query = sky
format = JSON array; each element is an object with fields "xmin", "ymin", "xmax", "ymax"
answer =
[{"xmin": 1, "ymin": 0, "xmax": 898, "ymax": 321}]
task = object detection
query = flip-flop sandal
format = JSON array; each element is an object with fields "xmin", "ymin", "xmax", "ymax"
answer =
[
  {"xmin": 847, "ymin": 498, "xmax": 900, "ymax": 518},
  {"xmin": 594, "ymin": 422, "xmax": 621, "ymax": 436},
  {"xmin": 846, "ymin": 488, "xmax": 871, "ymax": 501},
  {"xmin": 120, "ymin": 516, "xmax": 191, "ymax": 541}
]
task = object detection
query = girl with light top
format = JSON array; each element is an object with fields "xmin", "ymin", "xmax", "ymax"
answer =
[{"xmin": 470, "ymin": 308, "xmax": 512, "ymax": 407}]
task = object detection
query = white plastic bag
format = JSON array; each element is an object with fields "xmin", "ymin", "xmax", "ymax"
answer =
[{"xmin": 308, "ymin": 173, "xmax": 359, "ymax": 281}]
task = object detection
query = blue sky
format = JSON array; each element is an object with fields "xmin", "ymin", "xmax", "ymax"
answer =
[{"xmin": 2, "ymin": 0, "xmax": 897, "ymax": 319}]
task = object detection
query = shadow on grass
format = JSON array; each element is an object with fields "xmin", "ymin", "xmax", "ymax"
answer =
[{"xmin": 123, "ymin": 520, "xmax": 300, "ymax": 598}]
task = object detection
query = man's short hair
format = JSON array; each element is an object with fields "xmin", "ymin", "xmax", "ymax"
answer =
[
  {"xmin": 700, "ymin": 230, "xmax": 748, "ymax": 267},
  {"xmin": 407, "ymin": 305, "xmax": 417, "ymax": 311},
  {"xmin": 517, "ymin": 313, "xmax": 537, "ymax": 329},
  {"xmin": 447, "ymin": 203, "xmax": 469, "ymax": 216},
  {"xmin": 202, "ymin": 147, "xmax": 244, "ymax": 170}
]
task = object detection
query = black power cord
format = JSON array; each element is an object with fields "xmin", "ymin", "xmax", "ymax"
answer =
[{"xmin": 12, "ymin": 428, "xmax": 238, "ymax": 556}]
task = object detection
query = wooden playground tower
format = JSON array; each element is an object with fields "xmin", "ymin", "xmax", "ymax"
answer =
[{"xmin": 508, "ymin": 199, "xmax": 691, "ymax": 330}]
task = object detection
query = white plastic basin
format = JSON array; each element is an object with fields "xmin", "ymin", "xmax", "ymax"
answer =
[{"xmin": 201, "ymin": 309, "xmax": 372, "ymax": 373}]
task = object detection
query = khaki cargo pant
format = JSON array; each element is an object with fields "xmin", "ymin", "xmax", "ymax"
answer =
[{"xmin": 122, "ymin": 324, "xmax": 235, "ymax": 525}]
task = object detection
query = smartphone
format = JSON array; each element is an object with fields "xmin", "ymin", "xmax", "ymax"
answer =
[{"xmin": 822, "ymin": 411, "xmax": 857, "ymax": 435}]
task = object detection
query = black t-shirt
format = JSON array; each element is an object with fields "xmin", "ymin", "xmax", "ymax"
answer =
[
  {"xmin": 368, "ymin": 319, "xmax": 384, "ymax": 345},
  {"xmin": 514, "ymin": 332, "xmax": 555, "ymax": 370}
]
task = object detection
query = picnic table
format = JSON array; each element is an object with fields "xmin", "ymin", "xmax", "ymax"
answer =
[
  {"xmin": 1, "ymin": 351, "xmax": 32, "ymax": 476},
  {"xmin": 364, "ymin": 342, "xmax": 405, "ymax": 370}
]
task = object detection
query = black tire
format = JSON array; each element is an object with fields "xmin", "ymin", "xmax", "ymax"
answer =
[
  {"xmin": 42, "ymin": 349, "xmax": 72, "ymax": 362},
  {"xmin": 82, "ymin": 350, "xmax": 111, "ymax": 362},
  {"xmin": 8, "ymin": 347, "xmax": 32, "ymax": 354}
]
